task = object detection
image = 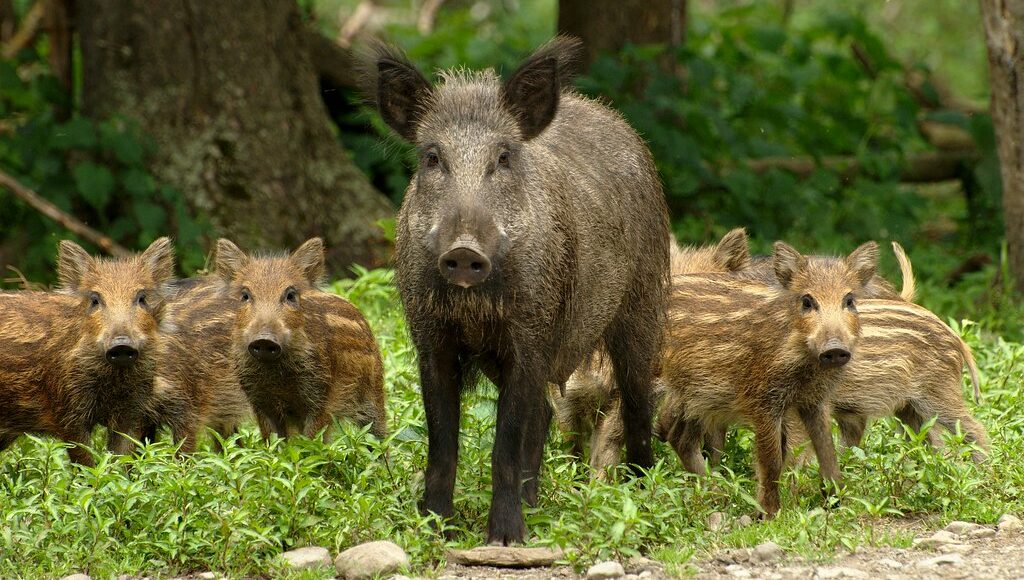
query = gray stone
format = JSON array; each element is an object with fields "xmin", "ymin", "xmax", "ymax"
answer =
[
  {"xmin": 623, "ymin": 575, "xmax": 640, "ymax": 580},
  {"xmin": 997, "ymin": 513, "xmax": 1022, "ymax": 532},
  {"xmin": 586, "ymin": 561, "xmax": 625, "ymax": 580},
  {"xmin": 280, "ymin": 546, "xmax": 332, "ymax": 571},
  {"xmin": 448, "ymin": 546, "xmax": 564, "ymax": 568},
  {"xmin": 708, "ymin": 511, "xmax": 727, "ymax": 532},
  {"xmin": 917, "ymin": 553, "xmax": 964, "ymax": 567},
  {"xmin": 625, "ymin": 556, "xmax": 660, "ymax": 573},
  {"xmin": 196, "ymin": 574, "xmax": 217, "ymax": 580},
  {"xmin": 638, "ymin": 572, "xmax": 654, "ymax": 580},
  {"xmin": 724, "ymin": 564, "xmax": 751, "ymax": 578},
  {"xmin": 751, "ymin": 541, "xmax": 784, "ymax": 563},
  {"xmin": 912, "ymin": 530, "xmax": 958, "ymax": 549},
  {"xmin": 876, "ymin": 559, "xmax": 903, "ymax": 569},
  {"xmin": 968, "ymin": 527, "xmax": 996, "ymax": 539},
  {"xmin": 944, "ymin": 521, "xmax": 982, "ymax": 535},
  {"xmin": 60, "ymin": 575, "xmax": 91, "ymax": 580},
  {"xmin": 335, "ymin": 541, "xmax": 410, "ymax": 580},
  {"xmin": 937, "ymin": 543, "xmax": 974, "ymax": 555},
  {"xmin": 716, "ymin": 548, "xmax": 751, "ymax": 564},
  {"xmin": 736, "ymin": 515, "xmax": 754, "ymax": 529},
  {"xmin": 816, "ymin": 567, "xmax": 868, "ymax": 578}
]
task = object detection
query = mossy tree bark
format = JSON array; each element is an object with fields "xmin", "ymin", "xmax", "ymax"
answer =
[
  {"xmin": 980, "ymin": 0, "xmax": 1024, "ymax": 289},
  {"xmin": 558, "ymin": 0, "xmax": 686, "ymax": 71},
  {"xmin": 77, "ymin": 0, "xmax": 394, "ymax": 272}
]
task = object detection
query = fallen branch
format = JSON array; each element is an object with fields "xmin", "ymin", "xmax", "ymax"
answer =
[
  {"xmin": 742, "ymin": 149, "xmax": 980, "ymax": 184},
  {"xmin": 0, "ymin": 169, "xmax": 130, "ymax": 257},
  {"xmin": 1, "ymin": 0, "xmax": 45, "ymax": 60}
]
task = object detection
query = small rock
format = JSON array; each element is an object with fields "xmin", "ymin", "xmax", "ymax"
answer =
[
  {"xmin": 944, "ymin": 521, "xmax": 982, "ymax": 535},
  {"xmin": 716, "ymin": 548, "xmax": 751, "ymax": 564},
  {"xmin": 918, "ymin": 553, "xmax": 964, "ymax": 568},
  {"xmin": 724, "ymin": 564, "xmax": 751, "ymax": 578},
  {"xmin": 997, "ymin": 514, "xmax": 1022, "ymax": 532},
  {"xmin": 449, "ymin": 546, "xmax": 564, "ymax": 568},
  {"xmin": 197, "ymin": 574, "xmax": 217, "ymax": 580},
  {"xmin": 625, "ymin": 556, "xmax": 660, "ymax": 573},
  {"xmin": 912, "ymin": 530, "xmax": 958, "ymax": 549},
  {"xmin": 736, "ymin": 515, "xmax": 754, "ymax": 529},
  {"xmin": 816, "ymin": 567, "xmax": 868, "ymax": 578},
  {"xmin": 623, "ymin": 575, "xmax": 640, "ymax": 580},
  {"xmin": 708, "ymin": 511, "xmax": 727, "ymax": 532},
  {"xmin": 335, "ymin": 540, "xmax": 410, "ymax": 580},
  {"xmin": 877, "ymin": 559, "xmax": 903, "ymax": 569},
  {"xmin": 61, "ymin": 575, "xmax": 91, "ymax": 580},
  {"xmin": 968, "ymin": 527, "xmax": 996, "ymax": 539},
  {"xmin": 937, "ymin": 544, "xmax": 974, "ymax": 555},
  {"xmin": 638, "ymin": 572, "xmax": 653, "ymax": 580},
  {"xmin": 280, "ymin": 546, "xmax": 332, "ymax": 571},
  {"xmin": 751, "ymin": 541, "xmax": 784, "ymax": 563},
  {"xmin": 587, "ymin": 561, "xmax": 625, "ymax": 579}
]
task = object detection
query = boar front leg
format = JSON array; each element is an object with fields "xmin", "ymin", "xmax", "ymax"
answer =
[
  {"xmin": 63, "ymin": 427, "xmax": 96, "ymax": 467},
  {"xmin": 417, "ymin": 338, "xmax": 463, "ymax": 530},
  {"xmin": 520, "ymin": 391, "xmax": 552, "ymax": 507},
  {"xmin": 797, "ymin": 403, "xmax": 842, "ymax": 490},
  {"xmin": 107, "ymin": 414, "xmax": 143, "ymax": 456},
  {"xmin": 752, "ymin": 414, "xmax": 785, "ymax": 518}
]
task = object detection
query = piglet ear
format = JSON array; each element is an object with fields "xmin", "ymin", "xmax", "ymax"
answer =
[
  {"xmin": 140, "ymin": 237, "xmax": 176, "ymax": 285},
  {"xmin": 772, "ymin": 241, "xmax": 805, "ymax": 289},
  {"xmin": 57, "ymin": 240, "xmax": 94, "ymax": 291},
  {"xmin": 370, "ymin": 43, "xmax": 432, "ymax": 141},
  {"xmin": 289, "ymin": 238, "xmax": 325, "ymax": 285},
  {"xmin": 714, "ymin": 228, "xmax": 751, "ymax": 273},
  {"xmin": 845, "ymin": 241, "xmax": 879, "ymax": 287},
  {"xmin": 214, "ymin": 238, "xmax": 249, "ymax": 284}
]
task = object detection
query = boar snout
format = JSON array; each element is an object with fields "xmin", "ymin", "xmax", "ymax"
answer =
[
  {"xmin": 248, "ymin": 333, "xmax": 283, "ymax": 362},
  {"xmin": 819, "ymin": 339, "xmax": 851, "ymax": 368},
  {"xmin": 105, "ymin": 335, "xmax": 139, "ymax": 367},
  {"xmin": 439, "ymin": 238, "xmax": 492, "ymax": 288}
]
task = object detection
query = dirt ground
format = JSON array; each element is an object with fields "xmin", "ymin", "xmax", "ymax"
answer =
[{"xmin": 428, "ymin": 518, "xmax": 1024, "ymax": 580}]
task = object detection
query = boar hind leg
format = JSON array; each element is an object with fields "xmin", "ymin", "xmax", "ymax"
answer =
[
  {"xmin": 752, "ymin": 416, "xmax": 785, "ymax": 518},
  {"xmin": 605, "ymin": 314, "xmax": 657, "ymax": 473},
  {"xmin": 704, "ymin": 426, "xmax": 727, "ymax": 467},
  {"xmin": 107, "ymin": 415, "xmax": 144, "ymax": 456},
  {"xmin": 666, "ymin": 418, "xmax": 706, "ymax": 475},
  {"xmin": 895, "ymin": 403, "xmax": 943, "ymax": 446},
  {"xmin": 797, "ymin": 404, "xmax": 842, "ymax": 492},
  {"xmin": 418, "ymin": 340, "xmax": 464, "ymax": 529},
  {"xmin": 836, "ymin": 414, "xmax": 867, "ymax": 448},
  {"xmin": 520, "ymin": 393, "xmax": 552, "ymax": 507},
  {"xmin": 63, "ymin": 428, "xmax": 96, "ymax": 467},
  {"xmin": 589, "ymin": 402, "xmax": 624, "ymax": 479},
  {"xmin": 935, "ymin": 412, "xmax": 989, "ymax": 463},
  {"xmin": 303, "ymin": 412, "xmax": 334, "ymax": 443}
]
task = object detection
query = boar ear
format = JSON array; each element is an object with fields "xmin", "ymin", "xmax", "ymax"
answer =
[
  {"xmin": 290, "ymin": 238, "xmax": 325, "ymax": 285},
  {"xmin": 57, "ymin": 240, "xmax": 93, "ymax": 291},
  {"xmin": 215, "ymin": 238, "xmax": 249, "ymax": 283},
  {"xmin": 772, "ymin": 241, "xmax": 805, "ymax": 289},
  {"xmin": 140, "ymin": 237, "xmax": 176, "ymax": 285},
  {"xmin": 715, "ymin": 228, "xmax": 751, "ymax": 273},
  {"xmin": 370, "ymin": 43, "xmax": 431, "ymax": 141},
  {"xmin": 503, "ymin": 37, "xmax": 581, "ymax": 140},
  {"xmin": 845, "ymin": 241, "xmax": 879, "ymax": 287}
]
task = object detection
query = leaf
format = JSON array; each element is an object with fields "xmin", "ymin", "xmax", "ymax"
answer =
[
  {"xmin": 73, "ymin": 162, "xmax": 115, "ymax": 209},
  {"xmin": 121, "ymin": 169, "xmax": 155, "ymax": 197},
  {"xmin": 53, "ymin": 118, "xmax": 97, "ymax": 150}
]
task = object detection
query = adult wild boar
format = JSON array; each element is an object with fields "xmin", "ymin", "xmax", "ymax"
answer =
[{"xmin": 370, "ymin": 37, "xmax": 670, "ymax": 543}]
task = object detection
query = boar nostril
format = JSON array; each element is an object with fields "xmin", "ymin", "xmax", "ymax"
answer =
[
  {"xmin": 248, "ymin": 338, "xmax": 282, "ymax": 362},
  {"xmin": 106, "ymin": 338, "xmax": 139, "ymax": 367},
  {"xmin": 438, "ymin": 243, "xmax": 492, "ymax": 288}
]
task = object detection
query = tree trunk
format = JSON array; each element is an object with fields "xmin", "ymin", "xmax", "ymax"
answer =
[
  {"xmin": 980, "ymin": 0, "xmax": 1024, "ymax": 289},
  {"xmin": 558, "ymin": 0, "xmax": 686, "ymax": 71},
  {"xmin": 77, "ymin": 0, "xmax": 394, "ymax": 273}
]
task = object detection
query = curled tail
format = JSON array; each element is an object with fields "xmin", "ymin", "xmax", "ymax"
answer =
[
  {"xmin": 892, "ymin": 241, "xmax": 916, "ymax": 302},
  {"xmin": 959, "ymin": 337, "xmax": 981, "ymax": 404}
]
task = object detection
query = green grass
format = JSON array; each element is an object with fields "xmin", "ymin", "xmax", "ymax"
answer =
[{"xmin": 1, "ymin": 268, "xmax": 1022, "ymax": 578}]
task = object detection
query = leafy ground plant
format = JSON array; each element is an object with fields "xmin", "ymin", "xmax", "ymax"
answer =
[{"xmin": 0, "ymin": 269, "xmax": 1021, "ymax": 578}]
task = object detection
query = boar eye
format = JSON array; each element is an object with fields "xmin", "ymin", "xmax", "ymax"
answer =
[
  {"xmin": 284, "ymin": 287, "xmax": 298, "ymax": 305},
  {"xmin": 844, "ymin": 293, "xmax": 856, "ymax": 310},
  {"xmin": 424, "ymin": 151, "xmax": 439, "ymax": 168},
  {"xmin": 497, "ymin": 150, "xmax": 511, "ymax": 167},
  {"xmin": 88, "ymin": 292, "xmax": 102, "ymax": 309},
  {"xmin": 135, "ymin": 291, "xmax": 148, "ymax": 308},
  {"xmin": 240, "ymin": 288, "xmax": 251, "ymax": 302},
  {"xmin": 800, "ymin": 294, "xmax": 816, "ymax": 312}
]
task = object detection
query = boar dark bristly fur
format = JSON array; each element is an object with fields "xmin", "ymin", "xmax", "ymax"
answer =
[
  {"xmin": 371, "ymin": 37, "xmax": 670, "ymax": 544},
  {"xmin": 0, "ymin": 238, "xmax": 175, "ymax": 465},
  {"xmin": 215, "ymin": 238, "xmax": 387, "ymax": 442},
  {"xmin": 660, "ymin": 241, "xmax": 878, "ymax": 517}
]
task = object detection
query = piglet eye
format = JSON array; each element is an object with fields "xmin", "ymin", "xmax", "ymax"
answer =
[
  {"xmin": 89, "ymin": 292, "xmax": 101, "ymax": 309},
  {"xmin": 425, "ymin": 152, "xmax": 439, "ymax": 168},
  {"xmin": 801, "ymin": 294, "xmax": 815, "ymax": 312},
  {"xmin": 497, "ymin": 151, "xmax": 511, "ymax": 167},
  {"xmin": 844, "ymin": 294, "xmax": 856, "ymax": 309},
  {"xmin": 285, "ymin": 287, "xmax": 298, "ymax": 304},
  {"xmin": 240, "ymin": 289, "xmax": 251, "ymax": 302},
  {"xmin": 136, "ymin": 291, "xmax": 148, "ymax": 308}
]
